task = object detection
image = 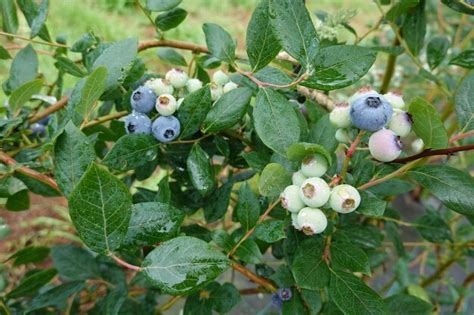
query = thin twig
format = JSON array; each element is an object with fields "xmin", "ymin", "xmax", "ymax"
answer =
[
  {"xmin": 231, "ymin": 263, "xmax": 277, "ymax": 292},
  {"xmin": 0, "ymin": 31, "xmax": 69, "ymax": 48},
  {"xmin": 111, "ymin": 255, "xmax": 142, "ymax": 272},
  {"xmin": 449, "ymin": 130, "xmax": 474, "ymax": 143},
  {"xmin": 235, "ymin": 67, "xmax": 309, "ymax": 89},
  {"xmin": 340, "ymin": 131, "xmax": 365, "ymax": 180},
  {"xmin": 358, "ymin": 161, "xmax": 418, "ymax": 190},
  {"xmin": 297, "ymin": 86, "xmax": 335, "ymax": 110},
  {"xmin": 82, "ymin": 111, "xmax": 128, "ymax": 129},
  {"xmin": 391, "ymin": 144, "xmax": 474, "ymax": 164},
  {"xmin": 29, "ymin": 96, "xmax": 69, "ymax": 123}
]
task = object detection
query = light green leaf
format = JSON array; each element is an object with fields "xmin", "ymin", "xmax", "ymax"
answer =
[
  {"xmin": 254, "ymin": 220, "xmax": 286, "ymax": 243},
  {"xmin": 30, "ymin": 0, "xmax": 48, "ymax": 38},
  {"xmin": 331, "ymin": 241, "xmax": 371, "ymax": 275},
  {"xmin": 286, "ymin": 142, "xmax": 332, "ymax": 165},
  {"xmin": 103, "ymin": 134, "xmax": 158, "ymax": 171},
  {"xmin": 177, "ymin": 86, "xmax": 212, "ymax": 139},
  {"xmin": 234, "ymin": 239, "xmax": 263, "ymax": 264},
  {"xmin": 156, "ymin": 48, "xmax": 187, "ymax": 66},
  {"xmin": 258, "ymin": 163, "xmax": 291, "ymax": 198},
  {"xmin": 202, "ymin": 23, "xmax": 235, "ymax": 63},
  {"xmin": 68, "ymin": 164, "xmax": 132, "ymax": 254},
  {"xmin": 310, "ymin": 114, "xmax": 339, "ymax": 152},
  {"xmin": 4, "ymin": 44, "xmax": 38, "ymax": 93},
  {"xmin": 9, "ymin": 78, "xmax": 43, "ymax": 111},
  {"xmin": 292, "ymin": 238, "xmax": 329, "ymax": 289},
  {"xmin": 455, "ymin": 72, "xmax": 474, "ymax": 132},
  {"xmin": 55, "ymin": 56, "xmax": 87, "ymax": 77},
  {"xmin": 357, "ymin": 191, "xmax": 387, "ymax": 217},
  {"xmin": 146, "ymin": 0, "xmax": 181, "ymax": 11},
  {"xmin": 0, "ymin": 0, "xmax": 19, "ymax": 34},
  {"xmin": 142, "ymin": 236, "xmax": 230, "ymax": 295},
  {"xmin": 76, "ymin": 66, "xmax": 107, "ymax": 119}
]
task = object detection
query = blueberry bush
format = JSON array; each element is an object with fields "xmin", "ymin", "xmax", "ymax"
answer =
[{"xmin": 0, "ymin": 0, "xmax": 474, "ymax": 314}]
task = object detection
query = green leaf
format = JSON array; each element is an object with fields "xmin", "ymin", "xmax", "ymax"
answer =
[
  {"xmin": 4, "ymin": 44, "xmax": 38, "ymax": 93},
  {"xmin": 54, "ymin": 122, "xmax": 96, "ymax": 197},
  {"xmin": 246, "ymin": 0, "xmax": 281, "ymax": 72},
  {"xmin": 408, "ymin": 97, "xmax": 448, "ymax": 149},
  {"xmin": 255, "ymin": 220, "xmax": 286, "ymax": 243},
  {"xmin": 51, "ymin": 245, "xmax": 101, "ymax": 281},
  {"xmin": 286, "ymin": 142, "xmax": 332, "ymax": 165},
  {"xmin": 177, "ymin": 85, "xmax": 212, "ymax": 139},
  {"xmin": 7, "ymin": 246, "xmax": 49, "ymax": 266},
  {"xmin": 103, "ymin": 134, "xmax": 158, "ymax": 171},
  {"xmin": 301, "ymin": 289, "xmax": 322, "ymax": 315},
  {"xmin": 258, "ymin": 163, "xmax": 291, "ymax": 198},
  {"xmin": 146, "ymin": 0, "xmax": 181, "ymax": 11},
  {"xmin": 302, "ymin": 46, "xmax": 377, "ymax": 91},
  {"xmin": 234, "ymin": 239, "xmax": 263, "ymax": 264},
  {"xmin": 449, "ymin": 49, "xmax": 474, "ymax": 69},
  {"xmin": 6, "ymin": 189, "xmax": 29, "ymax": 211},
  {"xmin": 92, "ymin": 38, "xmax": 138, "ymax": 90},
  {"xmin": 7, "ymin": 268, "xmax": 57, "ymax": 298},
  {"xmin": 203, "ymin": 181, "xmax": 233, "ymax": 223},
  {"xmin": 426, "ymin": 36, "xmax": 449, "ymax": 70},
  {"xmin": 357, "ymin": 191, "xmax": 387, "ymax": 217},
  {"xmin": 329, "ymin": 270, "xmax": 386, "ymax": 315},
  {"xmin": 455, "ymin": 72, "xmax": 474, "ymax": 132},
  {"xmin": 69, "ymin": 164, "xmax": 132, "ymax": 254},
  {"xmin": 0, "ymin": 0, "xmax": 19, "ymax": 34},
  {"xmin": 269, "ymin": 0, "xmax": 319, "ymax": 67},
  {"xmin": 124, "ymin": 202, "xmax": 184, "ymax": 247},
  {"xmin": 202, "ymin": 23, "xmax": 235, "ymax": 63},
  {"xmin": 76, "ymin": 66, "xmax": 107, "ymax": 119},
  {"xmin": 55, "ymin": 56, "xmax": 87, "ymax": 77},
  {"xmin": 292, "ymin": 238, "xmax": 330, "ymax": 289},
  {"xmin": 441, "ymin": 0, "xmax": 474, "ymax": 15},
  {"xmin": 386, "ymin": 0, "xmax": 420, "ymax": 21},
  {"xmin": 156, "ymin": 48, "xmax": 187, "ymax": 66},
  {"xmin": 209, "ymin": 282, "xmax": 241, "ymax": 313},
  {"xmin": 28, "ymin": 281, "xmax": 85, "ymax": 312},
  {"xmin": 331, "ymin": 241, "xmax": 371, "ymax": 276},
  {"xmin": 282, "ymin": 289, "xmax": 307, "ymax": 315},
  {"xmin": 30, "ymin": 0, "xmax": 48, "ymax": 38},
  {"xmin": 415, "ymin": 212, "xmax": 452, "ymax": 243},
  {"xmin": 202, "ymin": 87, "xmax": 252, "ymax": 133},
  {"xmin": 309, "ymin": 114, "xmax": 338, "ymax": 152},
  {"xmin": 155, "ymin": 7, "xmax": 187, "ymax": 31},
  {"xmin": 235, "ymin": 183, "xmax": 260, "ymax": 232},
  {"xmin": 0, "ymin": 45, "xmax": 11, "ymax": 59},
  {"xmin": 401, "ymin": 1, "xmax": 426, "ymax": 56},
  {"xmin": 254, "ymin": 88, "xmax": 300, "ymax": 155},
  {"xmin": 8, "ymin": 78, "xmax": 43, "ymax": 111},
  {"xmin": 409, "ymin": 165, "xmax": 474, "ymax": 217},
  {"xmin": 385, "ymin": 294, "xmax": 433, "ymax": 315},
  {"xmin": 187, "ymin": 144, "xmax": 216, "ymax": 196},
  {"xmin": 142, "ymin": 236, "xmax": 230, "ymax": 295}
]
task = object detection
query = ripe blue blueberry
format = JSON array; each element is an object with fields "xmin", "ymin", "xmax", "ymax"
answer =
[
  {"xmin": 124, "ymin": 111, "xmax": 152, "ymax": 135},
  {"xmin": 278, "ymin": 288, "xmax": 292, "ymax": 301},
  {"xmin": 152, "ymin": 115, "xmax": 181, "ymax": 143},
  {"xmin": 131, "ymin": 86, "xmax": 157, "ymax": 113},
  {"xmin": 30, "ymin": 123, "xmax": 46, "ymax": 137},
  {"xmin": 37, "ymin": 115, "xmax": 50, "ymax": 126},
  {"xmin": 350, "ymin": 89, "xmax": 393, "ymax": 132}
]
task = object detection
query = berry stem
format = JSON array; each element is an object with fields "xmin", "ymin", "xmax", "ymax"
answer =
[
  {"xmin": 358, "ymin": 161, "xmax": 417, "ymax": 190},
  {"xmin": 339, "ymin": 131, "xmax": 365, "ymax": 180},
  {"xmin": 110, "ymin": 255, "xmax": 142, "ymax": 272},
  {"xmin": 391, "ymin": 144, "xmax": 474, "ymax": 164},
  {"xmin": 231, "ymin": 262, "xmax": 277, "ymax": 292}
]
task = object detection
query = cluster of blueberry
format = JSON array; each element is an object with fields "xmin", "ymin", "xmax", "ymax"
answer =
[
  {"xmin": 124, "ymin": 69, "xmax": 237, "ymax": 143},
  {"xmin": 330, "ymin": 87, "xmax": 413, "ymax": 162},
  {"xmin": 281, "ymin": 154, "xmax": 361, "ymax": 235}
]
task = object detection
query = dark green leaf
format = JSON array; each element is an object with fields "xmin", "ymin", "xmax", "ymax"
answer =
[
  {"xmin": 28, "ymin": 281, "xmax": 85, "ymax": 312},
  {"xmin": 455, "ymin": 72, "xmax": 474, "ymax": 132},
  {"xmin": 302, "ymin": 46, "xmax": 376, "ymax": 91},
  {"xmin": 331, "ymin": 241, "xmax": 371, "ymax": 275},
  {"xmin": 103, "ymin": 134, "xmax": 158, "ymax": 171},
  {"xmin": 51, "ymin": 245, "xmax": 101, "ymax": 281},
  {"xmin": 155, "ymin": 7, "xmax": 187, "ymax": 31},
  {"xmin": 255, "ymin": 220, "xmax": 286, "ymax": 243},
  {"xmin": 282, "ymin": 289, "xmax": 306, "ymax": 315},
  {"xmin": 426, "ymin": 36, "xmax": 449, "ymax": 70},
  {"xmin": 385, "ymin": 294, "xmax": 433, "ymax": 315},
  {"xmin": 4, "ymin": 44, "xmax": 38, "ymax": 93},
  {"xmin": 234, "ymin": 239, "xmax": 263, "ymax": 264},
  {"xmin": 142, "ymin": 236, "xmax": 230, "ymax": 295},
  {"xmin": 69, "ymin": 164, "xmax": 132, "ymax": 254},
  {"xmin": 156, "ymin": 48, "xmax": 187, "ymax": 66},
  {"xmin": 401, "ymin": 1, "xmax": 426, "ymax": 56},
  {"xmin": 7, "ymin": 268, "xmax": 57, "ymax": 298},
  {"xmin": 246, "ymin": 0, "xmax": 281, "ymax": 72},
  {"xmin": 92, "ymin": 38, "xmax": 138, "ymax": 90},
  {"xmin": 55, "ymin": 56, "xmax": 87, "ymax": 77},
  {"xmin": 202, "ymin": 87, "xmax": 252, "ymax": 132},
  {"xmin": 30, "ymin": 0, "xmax": 48, "ymax": 38},
  {"xmin": 409, "ymin": 165, "xmax": 474, "ymax": 217},
  {"xmin": 286, "ymin": 142, "xmax": 332, "ymax": 165},
  {"xmin": 258, "ymin": 163, "xmax": 291, "ymax": 198},
  {"xmin": 415, "ymin": 212, "xmax": 452, "ymax": 243},
  {"xmin": 254, "ymin": 88, "xmax": 300, "ymax": 155},
  {"xmin": 146, "ymin": 0, "xmax": 181, "ymax": 11},
  {"xmin": 0, "ymin": 45, "xmax": 11, "ymax": 59},
  {"xmin": 6, "ymin": 189, "xmax": 29, "ymax": 211},
  {"xmin": 202, "ymin": 23, "xmax": 235, "ymax": 63},
  {"xmin": 301, "ymin": 289, "xmax": 322, "ymax": 315},
  {"xmin": 187, "ymin": 144, "xmax": 215, "ymax": 196},
  {"xmin": 209, "ymin": 282, "xmax": 241, "ymax": 313},
  {"xmin": 357, "ymin": 191, "xmax": 387, "ymax": 217},
  {"xmin": 292, "ymin": 238, "xmax": 330, "ymax": 289},
  {"xmin": 0, "ymin": 0, "xmax": 19, "ymax": 34},
  {"xmin": 269, "ymin": 0, "xmax": 319, "ymax": 67},
  {"xmin": 124, "ymin": 202, "xmax": 184, "ymax": 247},
  {"xmin": 7, "ymin": 246, "xmax": 49, "ymax": 266},
  {"xmin": 16, "ymin": 0, "xmax": 51, "ymax": 41},
  {"xmin": 441, "ymin": 0, "xmax": 474, "ymax": 14},
  {"xmin": 329, "ymin": 270, "xmax": 386, "ymax": 315},
  {"xmin": 235, "ymin": 183, "xmax": 260, "ymax": 232},
  {"xmin": 8, "ymin": 78, "xmax": 43, "ymax": 111},
  {"xmin": 309, "ymin": 114, "xmax": 338, "ymax": 152},
  {"xmin": 54, "ymin": 122, "xmax": 96, "ymax": 197},
  {"xmin": 177, "ymin": 86, "xmax": 212, "ymax": 139},
  {"xmin": 408, "ymin": 97, "xmax": 448, "ymax": 149},
  {"xmin": 449, "ymin": 49, "xmax": 474, "ymax": 69},
  {"xmin": 386, "ymin": 0, "xmax": 420, "ymax": 21},
  {"xmin": 203, "ymin": 181, "xmax": 233, "ymax": 223}
]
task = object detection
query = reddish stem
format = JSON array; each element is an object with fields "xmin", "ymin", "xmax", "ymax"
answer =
[
  {"xmin": 111, "ymin": 255, "xmax": 142, "ymax": 272},
  {"xmin": 391, "ymin": 144, "xmax": 474, "ymax": 164}
]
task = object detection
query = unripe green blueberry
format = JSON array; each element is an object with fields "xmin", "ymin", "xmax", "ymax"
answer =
[
  {"xmin": 329, "ymin": 184, "xmax": 361, "ymax": 213},
  {"xmin": 176, "ymin": 98, "xmax": 184, "ymax": 110},
  {"xmin": 186, "ymin": 78, "xmax": 203, "ymax": 93},
  {"xmin": 144, "ymin": 78, "xmax": 174, "ymax": 95},
  {"xmin": 300, "ymin": 154, "xmax": 328, "ymax": 178},
  {"xmin": 281, "ymin": 185, "xmax": 305, "ymax": 213},
  {"xmin": 213, "ymin": 70, "xmax": 230, "ymax": 86},
  {"xmin": 335, "ymin": 128, "xmax": 351, "ymax": 143},
  {"xmin": 383, "ymin": 91, "xmax": 405, "ymax": 110},
  {"xmin": 165, "ymin": 68, "xmax": 188, "ymax": 89},
  {"xmin": 368, "ymin": 129, "xmax": 402, "ymax": 162},
  {"xmin": 299, "ymin": 177, "xmax": 331, "ymax": 208},
  {"xmin": 388, "ymin": 109, "xmax": 412, "ymax": 137},
  {"xmin": 292, "ymin": 170, "xmax": 307, "ymax": 186},
  {"xmin": 223, "ymin": 81, "xmax": 238, "ymax": 93},
  {"xmin": 156, "ymin": 94, "xmax": 177, "ymax": 116},
  {"xmin": 329, "ymin": 102, "xmax": 351, "ymax": 128},
  {"xmin": 411, "ymin": 138, "xmax": 424, "ymax": 153},
  {"xmin": 291, "ymin": 213, "xmax": 301, "ymax": 230},
  {"xmin": 210, "ymin": 83, "xmax": 223, "ymax": 101},
  {"xmin": 296, "ymin": 207, "xmax": 327, "ymax": 235}
]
